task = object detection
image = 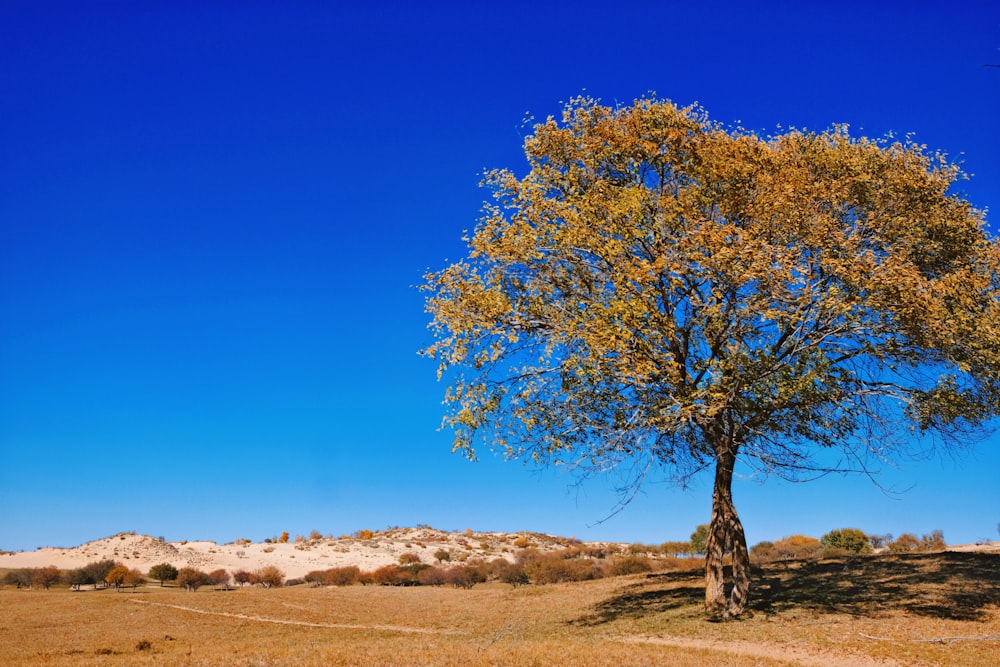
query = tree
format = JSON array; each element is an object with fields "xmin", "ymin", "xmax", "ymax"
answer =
[
  {"xmin": 122, "ymin": 568, "xmax": 146, "ymax": 592},
  {"xmin": 105, "ymin": 565, "xmax": 129, "ymax": 591},
  {"xmin": 423, "ymin": 96, "xmax": 1000, "ymax": 618},
  {"xmin": 31, "ymin": 566, "xmax": 63, "ymax": 590},
  {"xmin": 398, "ymin": 552, "xmax": 422, "ymax": 565},
  {"xmin": 821, "ymin": 528, "xmax": 872, "ymax": 555},
  {"xmin": 82, "ymin": 560, "xmax": 118, "ymax": 589},
  {"xmin": 148, "ymin": 563, "xmax": 178, "ymax": 587},
  {"xmin": 689, "ymin": 525, "xmax": 709, "ymax": 556},
  {"xmin": 66, "ymin": 568, "xmax": 92, "ymax": 590},
  {"xmin": 252, "ymin": 565, "xmax": 284, "ymax": 588},
  {"xmin": 660, "ymin": 540, "xmax": 692, "ymax": 557},
  {"xmin": 3, "ymin": 569, "xmax": 32, "ymax": 589},
  {"xmin": 208, "ymin": 569, "xmax": 231, "ymax": 589},
  {"xmin": 176, "ymin": 567, "xmax": 210, "ymax": 591},
  {"xmin": 232, "ymin": 569, "xmax": 253, "ymax": 587}
]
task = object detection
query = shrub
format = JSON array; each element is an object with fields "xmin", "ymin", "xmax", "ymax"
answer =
[
  {"xmin": 888, "ymin": 531, "xmax": 946, "ymax": 553},
  {"xmin": 920, "ymin": 530, "xmax": 946, "ymax": 552},
  {"xmin": 306, "ymin": 566, "xmax": 361, "ymax": 586},
  {"xmin": 372, "ymin": 565, "xmax": 413, "ymax": 586},
  {"xmin": 889, "ymin": 533, "xmax": 920, "ymax": 552},
  {"xmin": 232, "ymin": 570, "xmax": 253, "ymax": 587},
  {"xmin": 443, "ymin": 565, "xmax": 475, "ymax": 589},
  {"xmin": 278, "ymin": 532, "xmax": 289, "ymax": 544},
  {"xmin": 398, "ymin": 552, "xmax": 422, "ymax": 565},
  {"xmin": 253, "ymin": 565, "xmax": 285, "ymax": 588},
  {"xmin": 750, "ymin": 541, "xmax": 777, "ymax": 564},
  {"xmin": 434, "ymin": 549, "xmax": 451, "ymax": 563},
  {"xmin": 326, "ymin": 566, "xmax": 361, "ymax": 586},
  {"xmin": 354, "ymin": 529, "xmax": 374, "ymax": 540},
  {"xmin": 821, "ymin": 528, "xmax": 872, "ymax": 555},
  {"xmin": 521, "ymin": 551, "xmax": 597, "ymax": 584},
  {"xmin": 772, "ymin": 535, "xmax": 822, "ymax": 560},
  {"xmin": 417, "ymin": 566, "xmax": 447, "ymax": 586},
  {"xmin": 491, "ymin": 559, "xmax": 529, "ymax": 587},
  {"xmin": 657, "ymin": 555, "xmax": 703, "ymax": 571},
  {"xmin": 309, "ymin": 529, "xmax": 323, "ymax": 541},
  {"xmin": 607, "ymin": 555, "xmax": 653, "ymax": 577}
]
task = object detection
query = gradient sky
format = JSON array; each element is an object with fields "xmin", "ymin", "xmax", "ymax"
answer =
[{"xmin": 2, "ymin": 1, "xmax": 999, "ymax": 552}]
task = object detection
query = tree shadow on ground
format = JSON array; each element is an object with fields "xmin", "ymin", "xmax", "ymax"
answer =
[{"xmin": 575, "ymin": 552, "xmax": 1000, "ymax": 626}]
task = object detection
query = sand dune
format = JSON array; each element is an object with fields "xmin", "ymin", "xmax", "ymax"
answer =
[{"xmin": 0, "ymin": 528, "xmax": 596, "ymax": 579}]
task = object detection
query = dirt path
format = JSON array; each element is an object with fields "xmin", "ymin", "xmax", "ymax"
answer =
[
  {"xmin": 618, "ymin": 635, "xmax": 901, "ymax": 667},
  {"xmin": 127, "ymin": 598, "xmax": 462, "ymax": 635}
]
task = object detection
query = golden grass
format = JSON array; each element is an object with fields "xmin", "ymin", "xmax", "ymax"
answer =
[{"xmin": 2, "ymin": 552, "xmax": 997, "ymax": 666}]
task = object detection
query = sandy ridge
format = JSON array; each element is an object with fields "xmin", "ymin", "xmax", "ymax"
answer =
[{"xmin": 0, "ymin": 528, "xmax": 599, "ymax": 579}]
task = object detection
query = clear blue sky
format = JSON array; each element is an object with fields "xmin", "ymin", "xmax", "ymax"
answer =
[{"xmin": 2, "ymin": 1, "xmax": 998, "ymax": 552}]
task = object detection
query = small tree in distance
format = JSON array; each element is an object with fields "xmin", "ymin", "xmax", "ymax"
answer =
[
  {"xmin": 821, "ymin": 528, "xmax": 872, "ymax": 555},
  {"xmin": 208, "ymin": 569, "xmax": 231, "ymax": 590},
  {"xmin": 253, "ymin": 565, "xmax": 284, "ymax": 588},
  {"xmin": 689, "ymin": 525, "xmax": 709, "ymax": 557},
  {"xmin": 176, "ymin": 567, "xmax": 210, "ymax": 592},
  {"xmin": 105, "ymin": 565, "xmax": 129, "ymax": 592},
  {"xmin": 122, "ymin": 568, "xmax": 146, "ymax": 592},
  {"xmin": 31, "ymin": 566, "xmax": 62, "ymax": 590},
  {"xmin": 148, "ymin": 563, "xmax": 178, "ymax": 587}
]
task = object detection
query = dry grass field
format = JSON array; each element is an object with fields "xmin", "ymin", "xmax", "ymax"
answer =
[{"xmin": 2, "ymin": 552, "xmax": 997, "ymax": 666}]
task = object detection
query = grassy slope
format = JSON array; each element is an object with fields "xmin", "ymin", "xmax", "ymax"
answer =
[{"xmin": 1, "ymin": 552, "xmax": 997, "ymax": 666}]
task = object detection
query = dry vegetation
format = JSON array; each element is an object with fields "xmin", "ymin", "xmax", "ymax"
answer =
[{"xmin": 1, "ymin": 551, "xmax": 997, "ymax": 666}]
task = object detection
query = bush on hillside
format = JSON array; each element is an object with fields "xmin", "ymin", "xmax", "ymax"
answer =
[{"xmin": 821, "ymin": 528, "xmax": 872, "ymax": 555}]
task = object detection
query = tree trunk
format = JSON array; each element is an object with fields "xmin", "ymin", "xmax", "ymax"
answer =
[{"xmin": 704, "ymin": 448, "xmax": 751, "ymax": 618}]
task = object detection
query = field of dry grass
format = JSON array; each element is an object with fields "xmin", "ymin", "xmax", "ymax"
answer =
[{"xmin": 2, "ymin": 552, "xmax": 997, "ymax": 666}]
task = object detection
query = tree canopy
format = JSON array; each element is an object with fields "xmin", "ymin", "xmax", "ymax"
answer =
[{"xmin": 423, "ymin": 96, "xmax": 1000, "ymax": 617}]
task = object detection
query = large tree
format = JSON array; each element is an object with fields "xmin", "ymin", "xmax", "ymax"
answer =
[{"xmin": 422, "ymin": 96, "xmax": 1000, "ymax": 618}]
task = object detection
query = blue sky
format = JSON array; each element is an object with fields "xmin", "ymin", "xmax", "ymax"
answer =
[{"xmin": 2, "ymin": 1, "xmax": 998, "ymax": 552}]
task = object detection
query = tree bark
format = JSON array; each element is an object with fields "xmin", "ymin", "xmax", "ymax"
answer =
[{"xmin": 704, "ymin": 447, "xmax": 751, "ymax": 618}]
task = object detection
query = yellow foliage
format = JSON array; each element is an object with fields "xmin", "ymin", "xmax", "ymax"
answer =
[{"xmin": 423, "ymin": 94, "xmax": 1000, "ymax": 472}]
